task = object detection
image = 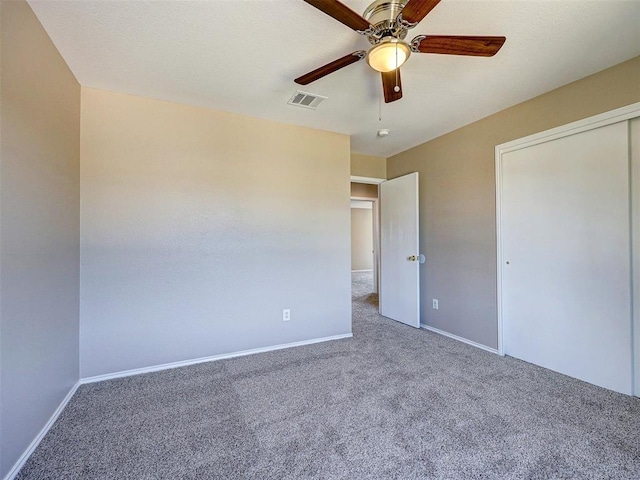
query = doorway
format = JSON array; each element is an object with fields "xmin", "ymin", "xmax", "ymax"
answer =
[
  {"xmin": 350, "ymin": 174, "xmax": 422, "ymax": 329},
  {"xmin": 350, "ymin": 180, "xmax": 380, "ymax": 298}
]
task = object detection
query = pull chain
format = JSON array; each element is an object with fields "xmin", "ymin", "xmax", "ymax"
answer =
[{"xmin": 394, "ymin": 42, "xmax": 400, "ymax": 93}]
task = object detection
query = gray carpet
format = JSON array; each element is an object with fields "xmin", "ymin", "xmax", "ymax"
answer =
[{"xmin": 17, "ymin": 272, "xmax": 640, "ymax": 479}]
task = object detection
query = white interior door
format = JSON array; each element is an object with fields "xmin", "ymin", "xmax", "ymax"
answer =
[
  {"xmin": 380, "ymin": 173, "xmax": 420, "ymax": 328},
  {"xmin": 500, "ymin": 121, "xmax": 632, "ymax": 394}
]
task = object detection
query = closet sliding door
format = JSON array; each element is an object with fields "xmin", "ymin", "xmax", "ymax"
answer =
[
  {"xmin": 632, "ymin": 117, "xmax": 640, "ymax": 396},
  {"xmin": 497, "ymin": 112, "xmax": 637, "ymax": 395}
]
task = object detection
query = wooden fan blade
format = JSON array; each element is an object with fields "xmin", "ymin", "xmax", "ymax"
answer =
[
  {"xmin": 400, "ymin": 0, "xmax": 441, "ymax": 26},
  {"xmin": 381, "ymin": 69, "xmax": 402, "ymax": 103},
  {"xmin": 411, "ymin": 35, "xmax": 506, "ymax": 56},
  {"xmin": 303, "ymin": 0, "xmax": 371, "ymax": 32},
  {"xmin": 295, "ymin": 51, "xmax": 366, "ymax": 85}
]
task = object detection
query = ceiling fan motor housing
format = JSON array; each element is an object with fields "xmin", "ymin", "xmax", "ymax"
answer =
[{"xmin": 363, "ymin": 0, "xmax": 410, "ymax": 43}]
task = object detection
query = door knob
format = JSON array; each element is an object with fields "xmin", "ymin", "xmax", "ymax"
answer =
[{"xmin": 409, "ymin": 255, "xmax": 417, "ymax": 261}]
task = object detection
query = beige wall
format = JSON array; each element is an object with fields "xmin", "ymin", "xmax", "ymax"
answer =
[
  {"xmin": 351, "ymin": 153, "xmax": 386, "ymax": 179},
  {"xmin": 388, "ymin": 56, "xmax": 640, "ymax": 350},
  {"xmin": 351, "ymin": 207, "xmax": 373, "ymax": 271},
  {"xmin": 80, "ymin": 87, "xmax": 352, "ymax": 377},
  {"xmin": 350, "ymin": 182, "xmax": 378, "ymax": 199},
  {"xmin": 0, "ymin": 1, "xmax": 80, "ymax": 477}
]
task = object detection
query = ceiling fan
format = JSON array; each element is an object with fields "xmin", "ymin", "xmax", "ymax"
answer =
[{"xmin": 295, "ymin": 0, "xmax": 506, "ymax": 103}]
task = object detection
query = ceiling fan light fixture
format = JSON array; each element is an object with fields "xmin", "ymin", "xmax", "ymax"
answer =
[{"xmin": 366, "ymin": 38, "xmax": 411, "ymax": 73}]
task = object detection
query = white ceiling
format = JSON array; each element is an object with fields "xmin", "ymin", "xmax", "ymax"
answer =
[{"xmin": 28, "ymin": 0, "xmax": 640, "ymax": 157}]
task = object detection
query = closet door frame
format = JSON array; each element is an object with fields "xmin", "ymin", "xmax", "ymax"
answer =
[{"xmin": 495, "ymin": 101, "xmax": 640, "ymax": 396}]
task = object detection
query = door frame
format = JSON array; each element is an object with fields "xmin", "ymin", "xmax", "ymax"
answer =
[
  {"xmin": 495, "ymin": 101, "xmax": 640, "ymax": 395},
  {"xmin": 351, "ymin": 196, "xmax": 379, "ymax": 293},
  {"xmin": 350, "ymin": 175, "xmax": 384, "ymax": 295}
]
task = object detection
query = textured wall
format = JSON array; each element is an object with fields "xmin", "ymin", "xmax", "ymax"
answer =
[
  {"xmin": 0, "ymin": 1, "xmax": 80, "ymax": 477},
  {"xmin": 351, "ymin": 207, "xmax": 373, "ymax": 271},
  {"xmin": 351, "ymin": 153, "xmax": 386, "ymax": 179},
  {"xmin": 387, "ymin": 56, "xmax": 640, "ymax": 350},
  {"xmin": 80, "ymin": 88, "xmax": 352, "ymax": 378}
]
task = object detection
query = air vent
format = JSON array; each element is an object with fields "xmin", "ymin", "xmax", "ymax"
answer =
[{"xmin": 287, "ymin": 90, "xmax": 327, "ymax": 110}]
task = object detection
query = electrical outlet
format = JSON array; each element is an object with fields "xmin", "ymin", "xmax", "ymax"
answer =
[
  {"xmin": 283, "ymin": 309, "xmax": 291, "ymax": 322},
  {"xmin": 432, "ymin": 299, "xmax": 439, "ymax": 310}
]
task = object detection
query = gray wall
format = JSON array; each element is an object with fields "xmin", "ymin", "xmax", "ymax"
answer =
[
  {"xmin": 80, "ymin": 88, "xmax": 352, "ymax": 378},
  {"xmin": 0, "ymin": 1, "xmax": 80, "ymax": 477},
  {"xmin": 388, "ymin": 56, "xmax": 640, "ymax": 350}
]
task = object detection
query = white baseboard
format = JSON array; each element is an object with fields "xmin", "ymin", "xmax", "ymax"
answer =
[
  {"xmin": 4, "ymin": 381, "xmax": 81, "ymax": 480},
  {"xmin": 81, "ymin": 333, "xmax": 353, "ymax": 384},
  {"xmin": 420, "ymin": 324, "xmax": 499, "ymax": 355},
  {"xmin": 351, "ymin": 269, "xmax": 373, "ymax": 273}
]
